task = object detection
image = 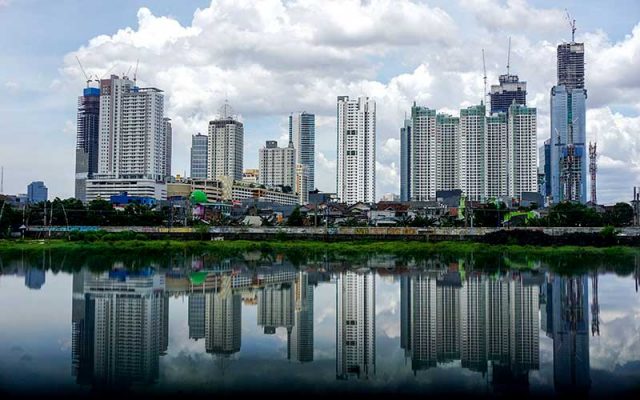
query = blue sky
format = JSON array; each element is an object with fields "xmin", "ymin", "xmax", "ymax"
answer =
[{"xmin": 1, "ymin": 0, "xmax": 639, "ymax": 203}]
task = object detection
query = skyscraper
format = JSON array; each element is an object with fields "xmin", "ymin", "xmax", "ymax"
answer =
[
  {"xmin": 459, "ymin": 104, "xmax": 487, "ymax": 201},
  {"xmin": 557, "ymin": 43, "xmax": 585, "ymax": 90},
  {"xmin": 75, "ymin": 86, "xmax": 100, "ymax": 202},
  {"xmin": 288, "ymin": 272, "xmax": 314, "ymax": 363},
  {"xmin": 188, "ymin": 292, "xmax": 206, "ymax": 340},
  {"xmin": 190, "ymin": 133, "xmax": 209, "ymax": 179},
  {"xmin": 508, "ymin": 104, "xmax": 538, "ymax": 199},
  {"xmin": 336, "ymin": 270, "xmax": 375, "ymax": 380},
  {"xmin": 549, "ymin": 41, "xmax": 587, "ymax": 204},
  {"xmin": 205, "ymin": 290, "xmax": 242, "ymax": 356},
  {"xmin": 435, "ymin": 114, "xmax": 460, "ymax": 192},
  {"xmin": 257, "ymin": 282, "xmax": 294, "ymax": 334},
  {"xmin": 208, "ymin": 114, "xmax": 244, "ymax": 181},
  {"xmin": 486, "ymin": 113, "xmax": 508, "ymax": 198},
  {"xmin": 27, "ymin": 181, "xmax": 48, "ymax": 203},
  {"xmin": 97, "ymin": 75, "xmax": 166, "ymax": 182},
  {"xmin": 408, "ymin": 104, "xmax": 437, "ymax": 201},
  {"xmin": 400, "ymin": 118, "xmax": 411, "ymax": 202},
  {"xmin": 289, "ymin": 112, "xmax": 315, "ymax": 194},
  {"xmin": 163, "ymin": 117, "xmax": 172, "ymax": 179},
  {"xmin": 336, "ymin": 96, "xmax": 376, "ymax": 204},
  {"xmin": 258, "ymin": 140, "xmax": 296, "ymax": 189},
  {"xmin": 490, "ymin": 74, "xmax": 527, "ymax": 114}
]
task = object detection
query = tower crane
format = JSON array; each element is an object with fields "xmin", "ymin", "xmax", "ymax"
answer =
[
  {"xmin": 565, "ymin": 9, "xmax": 576, "ymax": 42},
  {"xmin": 506, "ymin": 36, "xmax": 511, "ymax": 76},
  {"xmin": 75, "ymin": 56, "xmax": 92, "ymax": 88},
  {"xmin": 482, "ymin": 49, "xmax": 487, "ymax": 107}
]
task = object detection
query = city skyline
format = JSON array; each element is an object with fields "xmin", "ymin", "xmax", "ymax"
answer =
[{"xmin": 1, "ymin": 1, "xmax": 639, "ymax": 204}]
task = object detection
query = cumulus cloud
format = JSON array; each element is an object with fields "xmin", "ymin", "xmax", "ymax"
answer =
[{"xmin": 51, "ymin": 0, "xmax": 640, "ymax": 201}]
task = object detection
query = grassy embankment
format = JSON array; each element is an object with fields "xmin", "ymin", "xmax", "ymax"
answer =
[{"xmin": 0, "ymin": 237, "xmax": 638, "ymax": 257}]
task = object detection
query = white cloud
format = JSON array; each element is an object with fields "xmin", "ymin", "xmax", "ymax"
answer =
[{"xmin": 459, "ymin": 0, "xmax": 565, "ymax": 34}]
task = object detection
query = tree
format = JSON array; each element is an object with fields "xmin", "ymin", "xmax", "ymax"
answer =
[
  {"xmin": 604, "ymin": 202, "xmax": 634, "ymax": 227},
  {"xmin": 286, "ymin": 206, "xmax": 304, "ymax": 226}
]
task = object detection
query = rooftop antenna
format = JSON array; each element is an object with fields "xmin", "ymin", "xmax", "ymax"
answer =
[
  {"xmin": 565, "ymin": 9, "xmax": 576, "ymax": 42},
  {"xmin": 506, "ymin": 36, "xmax": 511, "ymax": 76},
  {"xmin": 75, "ymin": 56, "xmax": 92, "ymax": 88},
  {"xmin": 482, "ymin": 48, "xmax": 487, "ymax": 108}
]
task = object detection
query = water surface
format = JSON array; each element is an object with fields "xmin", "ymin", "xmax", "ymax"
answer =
[{"xmin": 0, "ymin": 251, "xmax": 639, "ymax": 397}]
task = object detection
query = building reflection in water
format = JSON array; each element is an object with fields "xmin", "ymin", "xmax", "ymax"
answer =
[
  {"xmin": 336, "ymin": 269, "xmax": 376, "ymax": 380},
  {"xmin": 400, "ymin": 265, "xmax": 542, "ymax": 392},
  {"xmin": 541, "ymin": 274, "xmax": 591, "ymax": 393},
  {"xmin": 65, "ymin": 256, "xmax": 600, "ymax": 394},
  {"xmin": 71, "ymin": 267, "xmax": 168, "ymax": 387}
]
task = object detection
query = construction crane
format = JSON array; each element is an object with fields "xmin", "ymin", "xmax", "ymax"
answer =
[
  {"xmin": 565, "ymin": 9, "xmax": 577, "ymax": 42},
  {"xmin": 75, "ymin": 56, "xmax": 93, "ymax": 88},
  {"xmin": 506, "ymin": 36, "xmax": 511, "ymax": 76},
  {"xmin": 133, "ymin": 59, "xmax": 139, "ymax": 84},
  {"xmin": 589, "ymin": 142, "xmax": 597, "ymax": 204},
  {"xmin": 482, "ymin": 48, "xmax": 487, "ymax": 107}
]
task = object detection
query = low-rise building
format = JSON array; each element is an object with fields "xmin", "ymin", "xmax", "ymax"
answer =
[{"xmin": 86, "ymin": 178, "xmax": 167, "ymax": 202}]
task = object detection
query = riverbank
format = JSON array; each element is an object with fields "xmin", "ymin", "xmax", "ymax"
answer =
[{"xmin": 1, "ymin": 238, "xmax": 638, "ymax": 257}]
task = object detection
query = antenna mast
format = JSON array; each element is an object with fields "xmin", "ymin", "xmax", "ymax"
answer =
[
  {"xmin": 565, "ymin": 9, "xmax": 576, "ymax": 42},
  {"xmin": 482, "ymin": 49, "xmax": 487, "ymax": 108},
  {"xmin": 506, "ymin": 36, "xmax": 511, "ymax": 76}
]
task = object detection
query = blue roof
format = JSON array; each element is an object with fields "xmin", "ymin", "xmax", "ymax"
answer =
[{"xmin": 83, "ymin": 87, "xmax": 100, "ymax": 96}]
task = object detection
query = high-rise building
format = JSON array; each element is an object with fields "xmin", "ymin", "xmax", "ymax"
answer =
[
  {"xmin": 436, "ymin": 271, "xmax": 462, "ymax": 362},
  {"xmin": 508, "ymin": 104, "xmax": 538, "ymax": 199},
  {"xmin": 408, "ymin": 105, "xmax": 437, "ymax": 201},
  {"xmin": 486, "ymin": 113, "xmax": 508, "ymax": 198},
  {"xmin": 543, "ymin": 139, "xmax": 551, "ymax": 199},
  {"xmin": 295, "ymin": 164, "xmax": 309, "ymax": 205},
  {"xmin": 208, "ymin": 115, "xmax": 244, "ymax": 181},
  {"xmin": 336, "ymin": 96, "xmax": 376, "ymax": 204},
  {"xmin": 336, "ymin": 270, "xmax": 375, "ymax": 380},
  {"xmin": 97, "ymin": 75, "xmax": 166, "ymax": 182},
  {"xmin": 459, "ymin": 104, "xmax": 487, "ymax": 201},
  {"xmin": 27, "ymin": 181, "xmax": 48, "ymax": 203},
  {"xmin": 163, "ymin": 117, "xmax": 172, "ymax": 179},
  {"xmin": 557, "ymin": 43, "xmax": 585, "ymax": 91},
  {"xmin": 549, "ymin": 41, "xmax": 587, "ymax": 204},
  {"xmin": 258, "ymin": 140, "xmax": 296, "ymax": 189},
  {"xmin": 75, "ymin": 86, "xmax": 100, "ymax": 202},
  {"xmin": 435, "ymin": 114, "xmax": 460, "ymax": 192},
  {"xmin": 190, "ymin": 133, "xmax": 209, "ymax": 179},
  {"xmin": 490, "ymin": 74, "xmax": 527, "ymax": 114},
  {"xmin": 400, "ymin": 118, "xmax": 411, "ymax": 202},
  {"xmin": 289, "ymin": 112, "xmax": 315, "ymax": 194},
  {"xmin": 460, "ymin": 274, "xmax": 487, "ymax": 373},
  {"xmin": 550, "ymin": 85, "xmax": 587, "ymax": 203},
  {"xmin": 25, "ymin": 268, "xmax": 45, "ymax": 289}
]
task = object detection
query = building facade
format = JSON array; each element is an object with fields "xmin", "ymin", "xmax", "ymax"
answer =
[
  {"xmin": 336, "ymin": 96, "xmax": 376, "ymax": 204},
  {"xmin": 409, "ymin": 105, "xmax": 437, "ymax": 201},
  {"xmin": 163, "ymin": 118, "xmax": 172, "ymax": 179},
  {"xmin": 490, "ymin": 74, "xmax": 527, "ymax": 114},
  {"xmin": 436, "ymin": 114, "xmax": 460, "ymax": 192},
  {"xmin": 75, "ymin": 86, "xmax": 101, "ymax": 202},
  {"xmin": 295, "ymin": 164, "xmax": 309, "ymax": 205},
  {"xmin": 400, "ymin": 118, "xmax": 411, "ymax": 202},
  {"xmin": 97, "ymin": 75, "xmax": 166, "ymax": 182},
  {"xmin": 258, "ymin": 140, "xmax": 296, "ymax": 189},
  {"xmin": 208, "ymin": 116, "xmax": 244, "ymax": 181},
  {"xmin": 508, "ymin": 104, "xmax": 538, "ymax": 199},
  {"xmin": 459, "ymin": 104, "xmax": 487, "ymax": 201},
  {"xmin": 190, "ymin": 133, "xmax": 208, "ymax": 179},
  {"xmin": 486, "ymin": 113, "xmax": 508, "ymax": 198},
  {"xmin": 289, "ymin": 112, "xmax": 315, "ymax": 194},
  {"xmin": 27, "ymin": 181, "xmax": 48, "ymax": 203}
]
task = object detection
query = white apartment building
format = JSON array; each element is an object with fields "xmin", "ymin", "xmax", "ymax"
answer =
[
  {"xmin": 85, "ymin": 178, "xmax": 167, "ymax": 202},
  {"xmin": 208, "ymin": 116, "xmax": 244, "ymax": 181},
  {"xmin": 435, "ymin": 114, "xmax": 460, "ymax": 192},
  {"xmin": 295, "ymin": 163, "xmax": 309, "ymax": 205},
  {"xmin": 258, "ymin": 140, "xmax": 296, "ymax": 189},
  {"xmin": 459, "ymin": 104, "xmax": 487, "ymax": 201},
  {"xmin": 508, "ymin": 105, "xmax": 538, "ymax": 199},
  {"xmin": 336, "ymin": 270, "xmax": 375, "ymax": 380},
  {"xmin": 486, "ymin": 113, "xmax": 508, "ymax": 198},
  {"xmin": 409, "ymin": 105, "xmax": 437, "ymax": 201},
  {"xmin": 205, "ymin": 291, "xmax": 242, "ymax": 355},
  {"xmin": 97, "ymin": 76, "xmax": 167, "ymax": 182},
  {"xmin": 337, "ymin": 96, "xmax": 376, "ymax": 204}
]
